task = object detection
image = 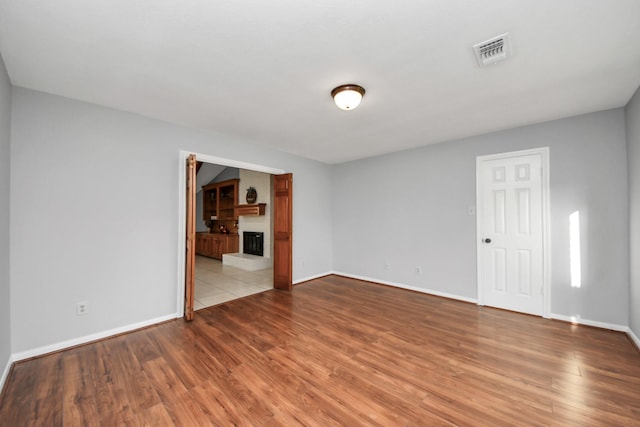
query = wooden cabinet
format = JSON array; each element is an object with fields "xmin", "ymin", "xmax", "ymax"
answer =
[
  {"xmin": 199, "ymin": 179, "xmax": 240, "ymax": 259},
  {"xmin": 202, "ymin": 178, "xmax": 239, "ymax": 235},
  {"xmin": 195, "ymin": 233, "xmax": 210, "ymax": 257},
  {"xmin": 202, "ymin": 179, "xmax": 239, "ymax": 222},
  {"xmin": 195, "ymin": 233, "xmax": 239, "ymax": 260}
]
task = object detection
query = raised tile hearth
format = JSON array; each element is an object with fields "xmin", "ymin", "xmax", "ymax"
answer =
[{"xmin": 222, "ymin": 252, "xmax": 272, "ymax": 271}]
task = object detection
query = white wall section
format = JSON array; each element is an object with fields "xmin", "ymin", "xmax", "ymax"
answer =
[
  {"xmin": 0, "ymin": 52, "xmax": 12, "ymax": 390},
  {"xmin": 10, "ymin": 88, "xmax": 333, "ymax": 354},
  {"xmin": 626, "ymin": 86, "xmax": 640, "ymax": 339},
  {"xmin": 238, "ymin": 169, "xmax": 272, "ymax": 257},
  {"xmin": 333, "ymin": 109, "xmax": 630, "ymax": 326}
]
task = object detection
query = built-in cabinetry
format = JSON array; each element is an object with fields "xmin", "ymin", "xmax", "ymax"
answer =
[
  {"xmin": 198, "ymin": 178, "xmax": 240, "ymax": 259},
  {"xmin": 195, "ymin": 232, "xmax": 239, "ymax": 260},
  {"xmin": 202, "ymin": 179, "xmax": 239, "ymax": 228}
]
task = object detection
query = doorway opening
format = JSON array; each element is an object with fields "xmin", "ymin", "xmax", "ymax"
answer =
[
  {"xmin": 193, "ymin": 164, "xmax": 274, "ymax": 311},
  {"xmin": 177, "ymin": 152, "xmax": 289, "ymax": 319}
]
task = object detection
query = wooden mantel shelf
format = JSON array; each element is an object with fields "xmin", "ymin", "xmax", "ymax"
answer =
[{"xmin": 235, "ymin": 203, "xmax": 267, "ymax": 216}]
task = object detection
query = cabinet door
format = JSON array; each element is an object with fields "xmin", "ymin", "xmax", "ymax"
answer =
[
  {"xmin": 227, "ymin": 235, "xmax": 239, "ymax": 254},
  {"xmin": 212, "ymin": 236, "xmax": 222, "ymax": 259},
  {"xmin": 218, "ymin": 183, "xmax": 237, "ymax": 219},
  {"xmin": 201, "ymin": 236, "xmax": 212, "ymax": 257},
  {"xmin": 219, "ymin": 236, "xmax": 227, "ymax": 255},
  {"xmin": 195, "ymin": 234, "xmax": 204, "ymax": 255}
]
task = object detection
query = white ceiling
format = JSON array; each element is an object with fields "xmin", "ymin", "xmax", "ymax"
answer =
[{"xmin": 1, "ymin": 1, "xmax": 639, "ymax": 164}]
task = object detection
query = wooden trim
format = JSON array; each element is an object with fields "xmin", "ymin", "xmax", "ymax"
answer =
[{"xmin": 184, "ymin": 154, "xmax": 197, "ymax": 321}]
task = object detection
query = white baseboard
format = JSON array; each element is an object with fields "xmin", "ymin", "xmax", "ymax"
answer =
[
  {"xmin": 627, "ymin": 327, "xmax": 640, "ymax": 350},
  {"xmin": 330, "ymin": 271, "xmax": 478, "ymax": 304},
  {"xmin": 293, "ymin": 271, "xmax": 333, "ymax": 285},
  {"xmin": 329, "ymin": 273, "xmax": 636, "ymax": 338},
  {"xmin": 12, "ymin": 313, "xmax": 178, "ymax": 362},
  {"xmin": 549, "ymin": 313, "xmax": 628, "ymax": 332},
  {"xmin": 0, "ymin": 354, "xmax": 14, "ymax": 396}
]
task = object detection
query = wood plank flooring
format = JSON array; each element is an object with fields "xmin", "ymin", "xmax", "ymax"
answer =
[{"xmin": 1, "ymin": 275, "xmax": 639, "ymax": 426}]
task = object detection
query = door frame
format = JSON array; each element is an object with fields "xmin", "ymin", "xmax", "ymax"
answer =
[
  {"xmin": 475, "ymin": 147, "xmax": 551, "ymax": 318},
  {"xmin": 176, "ymin": 151, "xmax": 286, "ymax": 317}
]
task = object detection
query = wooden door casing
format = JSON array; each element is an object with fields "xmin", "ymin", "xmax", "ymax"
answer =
[
  {"xmin": 184, "ymin": 154, "xmax": 197, "ymax": 321},
  {"xmin": 273, "ymin": 173, "xmax": 292, "ymax": 291}
]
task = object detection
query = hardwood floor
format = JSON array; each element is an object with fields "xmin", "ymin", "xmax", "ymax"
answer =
[{"xmin": 1, "ymin": 275, "xmax": 639, "ymax": 426}]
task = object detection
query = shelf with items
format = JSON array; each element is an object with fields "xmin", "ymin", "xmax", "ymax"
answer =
[
  {"xmin": 218, "ymin": 208, "xmax": 236, "ymax": 220},
  {"xmin": 201, "ymin": 178, "xmax": 239, "ymax": 233}
]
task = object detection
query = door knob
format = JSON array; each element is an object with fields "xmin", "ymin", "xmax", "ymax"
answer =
[{"xmin": 483, "ymin": 238, "xmax": 492, "ymax": 243}]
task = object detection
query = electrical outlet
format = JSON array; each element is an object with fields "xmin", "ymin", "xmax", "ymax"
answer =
[{"xmin": 76, "ymin": 301, "xmax": 88, "ymax": 316}]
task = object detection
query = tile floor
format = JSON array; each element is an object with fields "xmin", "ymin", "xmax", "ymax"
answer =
[{"xmin": 194, "ymin": 255, "xmax": 273, "ymax": 310}]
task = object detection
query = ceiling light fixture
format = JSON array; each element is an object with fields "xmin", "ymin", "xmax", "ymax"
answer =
[{"xmin": 331, "ymin": 84, "xmax": 365, "ymax": 111}]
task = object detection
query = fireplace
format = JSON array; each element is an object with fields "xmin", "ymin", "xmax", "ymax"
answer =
[{"xmin": 243, "ymin": 232, "xmax": 264, "ymax": 256}]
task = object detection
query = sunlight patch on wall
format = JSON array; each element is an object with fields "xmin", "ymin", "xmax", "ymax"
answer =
[{"xmin": 569, "ymin": 211, "xmax": 581, "ymax": 288}]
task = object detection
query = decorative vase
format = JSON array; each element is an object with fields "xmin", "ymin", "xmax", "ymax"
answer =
[{"xmin": 246, "ymin": 187, "xmax": 257, "ymax": 204}]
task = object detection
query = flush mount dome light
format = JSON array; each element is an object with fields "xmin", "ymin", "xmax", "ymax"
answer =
[{"xmin": 331, "ymin": 84, "xmax": 365, "ymax": 110}]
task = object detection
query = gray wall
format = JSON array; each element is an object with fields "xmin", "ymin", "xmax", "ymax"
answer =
[
  {"xmin": 10, "ymin": 87, "xmax": 333, "ymax": 354},
  {"xmin": 5, "ymin": 83, "xmax": 636, "ymax": 356},
  {"xmin": 333, "ymin": 109, "xmax": 629, "ymax": 326},
  {"xmin": 627, "ymin": 86, "xmax": 640, "ymax": 337},
  {"xmin": 0, "ymin": 54, "xmax": 11, "ymax": 378},
  {"xmin": 212, "ymin": 167, "xmax": 239, "ymax": 182}
]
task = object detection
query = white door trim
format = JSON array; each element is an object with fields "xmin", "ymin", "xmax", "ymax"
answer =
[
  {"xmin": 176, "ymin": 151, "xmax": 285, "ymax": 317},
  {"xmin": 476, "ymin": 147, "xmax": 551, "ymax": 318}
]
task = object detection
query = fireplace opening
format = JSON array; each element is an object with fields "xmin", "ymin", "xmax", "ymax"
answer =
[{"xmin": 243, "ymin": 232, "xmax": 264, "ymax": 256}]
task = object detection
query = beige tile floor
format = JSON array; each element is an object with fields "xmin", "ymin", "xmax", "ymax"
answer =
[{"xmin": 194, "ymin": 255, "xmax": 273, "ymax": 310}]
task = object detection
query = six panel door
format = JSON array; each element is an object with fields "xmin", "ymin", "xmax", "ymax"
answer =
[{"xmin": 478, "ymin": 153, "xmax": 544, "ymax": 316}]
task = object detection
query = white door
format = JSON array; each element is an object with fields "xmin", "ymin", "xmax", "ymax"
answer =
[{"xmin": 477, "ymin": 148, "xmax": 549, "ymax": 316}]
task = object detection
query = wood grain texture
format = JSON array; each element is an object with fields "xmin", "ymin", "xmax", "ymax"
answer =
[
  {"xmin": 1, "ymin": 275, "xmax": 639, "ymax": 426},
  {"xmin": 273, "ymin": 173, "xmax": 292, "ymax": 291},
  {"xmin": 184, "ymin": 153, "xmax": 196, "ymax": 321}
]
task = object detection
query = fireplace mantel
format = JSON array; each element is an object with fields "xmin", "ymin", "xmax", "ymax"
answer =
[{"xmin": 235, "ymin": 203, "xmax": 266, "ymax": 216}]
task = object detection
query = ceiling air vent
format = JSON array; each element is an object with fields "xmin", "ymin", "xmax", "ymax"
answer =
[{"xmin": 473, "ymin": 33, "xmax": 511, "ymax": 67}]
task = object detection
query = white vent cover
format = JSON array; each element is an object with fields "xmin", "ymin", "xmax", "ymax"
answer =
[{"xmin": 473, "ymin": 33, "xmax": 511, "ymax": 66}]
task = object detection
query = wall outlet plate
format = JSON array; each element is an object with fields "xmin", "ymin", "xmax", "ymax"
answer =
[{"xmin": 76, "ymin": 301, "xmax": 88, "ymax": 316}]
